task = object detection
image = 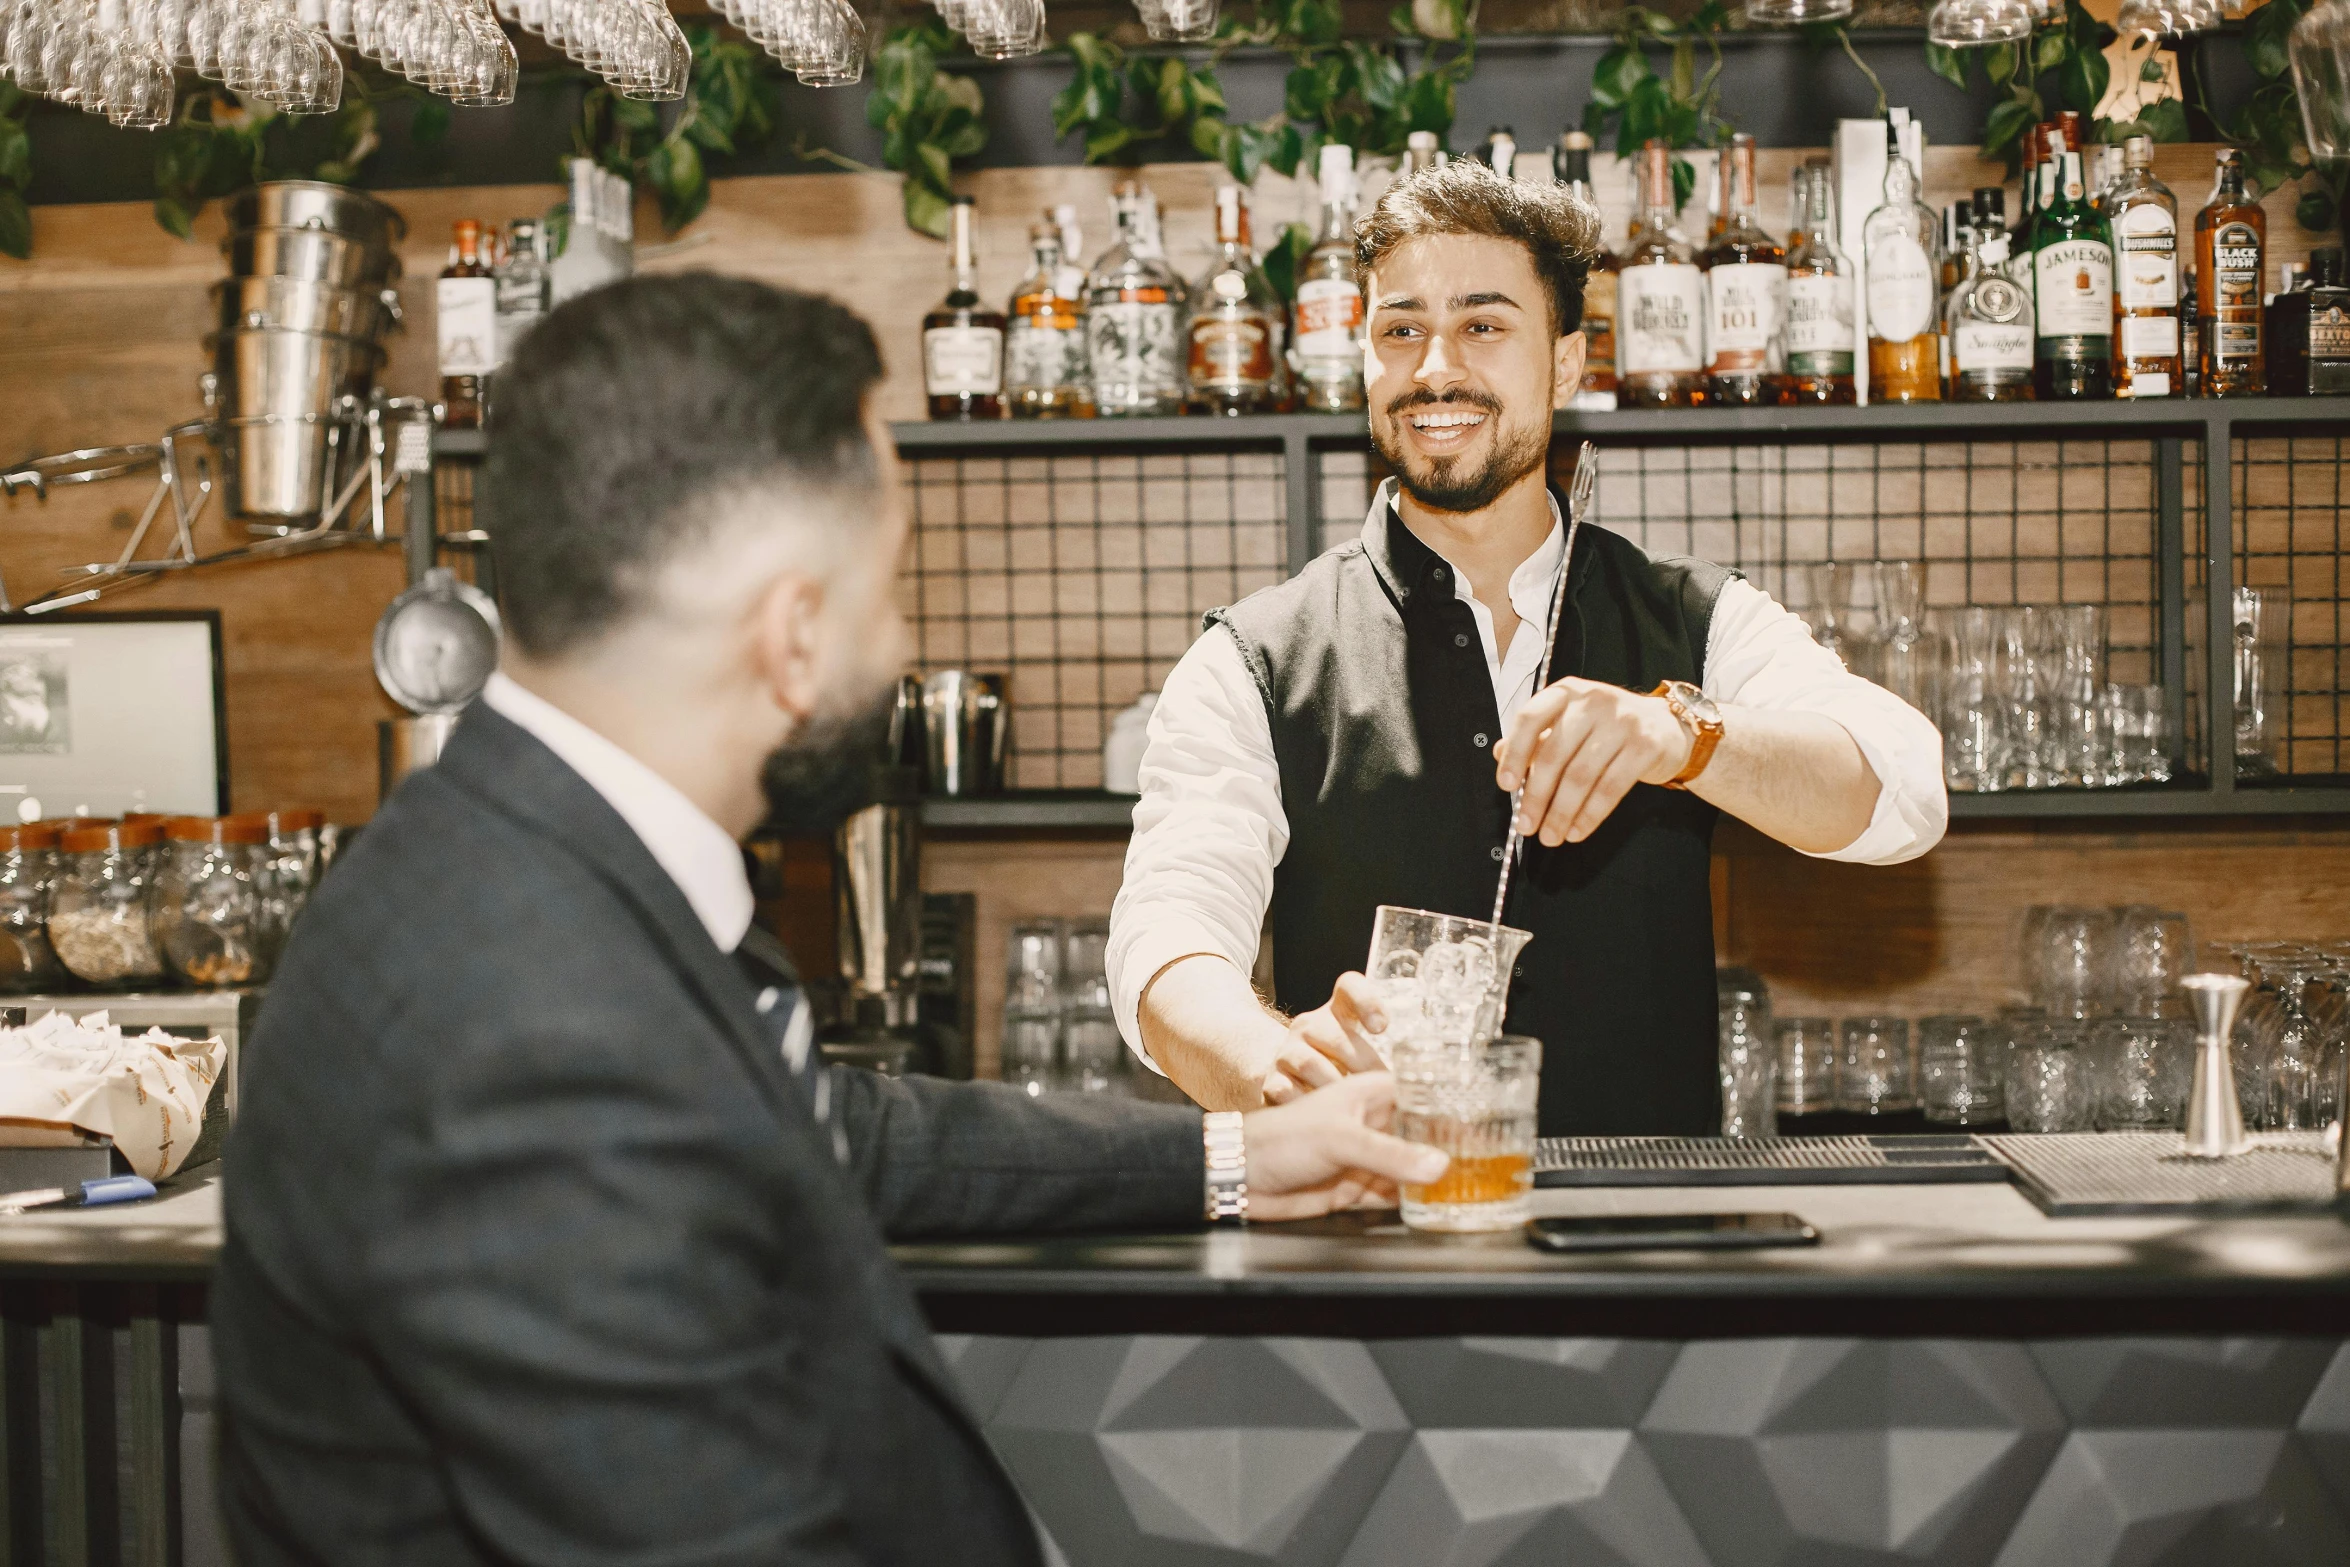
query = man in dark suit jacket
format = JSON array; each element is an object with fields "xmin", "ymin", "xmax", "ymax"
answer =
[{"xmin": 211, "ymin": 276, "xmax": 1447, "ymax": 1566}]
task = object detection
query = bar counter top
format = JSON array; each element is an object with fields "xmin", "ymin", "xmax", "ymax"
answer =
[{"xmin": 9, "ymin": 1165, "xmax": 2350, "ymax": 1334}]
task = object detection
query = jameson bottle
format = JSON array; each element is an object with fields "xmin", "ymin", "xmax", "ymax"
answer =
[
  {"xmin": 1782, "ymin": 162, "xmax": 1855, "ymax": 405},
  {"xmin": 1950, "ymin": 233, "xmax": 2035, "ymax": 401},
  {"xmin": 2109, "ymin": 135, "xmax": 2181, "ymax": 398},
  {"xmin": 1702, "ymin": 132, "xmax": 1786, "ymax": 406},
  {"xmin": 1617, "ymin": 139, "xmax": 1706, "ymax": 408},
  {"xmin": 923, "ymin": 196, "xmax": 1006, "ymax": 421},
  {"xmin": 1862, "ymin": 122, "xmax": 1941, "ymax": 403},
  {"xmin": 1005, "ymin": 221, "xmax": 1091, "ymax": 418},
  {"xmin": 1558, "ymin": 131, "xmax": 1619, "ymax": 409},
  {"xmin": 2195, "ymin": 147, "xmax": 2267, "ymax": 397},
  {"xmin": 1294, "ymin": 144, "xmax": 1367, "ymax": 411},
  {"xmin": 2032, "ymin": 149, "xmax": 2114, "ymax": 400},
  {"xmin": 1187, "ymin": 186, "xmax": 1282, "ymax": 415},
  {"xmin": 1086, "ymin": 181, "xmax": 1187, "ymax": 417}
]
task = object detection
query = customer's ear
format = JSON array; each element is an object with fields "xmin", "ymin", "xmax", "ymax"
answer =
[{"xmin": 748, "ymin": 569, "xmax": 828, "ymax": 729}]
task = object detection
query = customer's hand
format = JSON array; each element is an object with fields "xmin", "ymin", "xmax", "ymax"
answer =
[
  {"xmin": 1240, "ymin": 1071, "xmax": 1446, "ymax": 1220},
  {"xmin": 1259, "ymin": 972, "xmax": 1388, "ymax": 1105}
]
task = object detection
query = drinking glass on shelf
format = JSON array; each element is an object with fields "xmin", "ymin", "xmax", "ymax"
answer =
[
  {"xmin": 1393, "ymin": 1035, "xmax": 1541, "ymax": 1233},
  {"xmin": 1719, "ymin": 981, "xmax": 1776, "ymax": 1140},
  {"xmin": 2096, "ymin": 682, "xmax": 2172, "ymax": 785},
  {"xmin": 1936, "ymin": 606, "xmax": 2005, "ymax": 792},
  {"xmin": 2005, "ymin": 1020, "xmax": 2093, "ymax": 1132},
  {"xmin": 1060, "ymin": 918, "xmax": 1123, "ymax": 1095},
  {"xmin": 2027, "ymin": 904, "xmax": 2113, "ymax": 1020},
  {"xmin": 2049, "ymin": 603, "xmax": 2105, "ymax": 787},
  {"xmin": 1919, "ymin": 1014, "xmax": 2003, "ymax": 1127},
  {"xmin": 1838, "ymin": 1016, "xmax": 1915, "ymax": 1115},
  {"xmin": 1805, "ymin": 560, "xmax": 1861, "ymax": 671},
  {"xmin": 1001, "ymin": 917, "xmax": 1064, "ymax": 1096},
  {"xmin": 2109, "ymin": 906, "xmax": 2193, "ymax": 1018},
  {"xmin": 2090, "ymin": 1015, "xmax": 2192, "ymax": 1130},
  {"xmin": 2259, "ymin": 954, "xmax": 2332, "ymax": 1131},
  {"xmin": 1993, "ymin": 607, "xmax": 2051, "ymax": 789},
  {"xmin": 2233, "ymin": 586, "xmax": 2283, "ymax": 778},
  {"xmin": 1872, "ymin": 560, "xmax": 1935, "ymax": 713},
  {"xmin": 1774, "ymin": 1016, "xmax": 1838, "ymax": 1117}
]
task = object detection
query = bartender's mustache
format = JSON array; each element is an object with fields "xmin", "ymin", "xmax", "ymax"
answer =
[{"xmin": 1384, "ymin": 388, "xmax": 1505, "ymax": 421}]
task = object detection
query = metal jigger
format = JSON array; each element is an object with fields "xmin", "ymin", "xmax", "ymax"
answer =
[{"xmin": 2180, "ymin": 972, "xmax": 2252, "ymax": 1160}]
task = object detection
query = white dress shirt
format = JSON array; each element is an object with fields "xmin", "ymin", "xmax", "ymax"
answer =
[{"xmin": 1106, "ymin": 478, "xmax": 1949, "ymax": 1067}]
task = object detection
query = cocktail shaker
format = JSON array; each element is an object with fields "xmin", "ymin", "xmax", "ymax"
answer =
[{"xmin": 921, "ymin": 671, "xmax": 1008, "ymax": 796}]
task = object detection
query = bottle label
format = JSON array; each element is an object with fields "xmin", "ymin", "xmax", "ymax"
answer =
[
  {"xmin": 1956, "ymin": 320, "xmax": 2034, "ymax": 372},
  {"xmin": 923, "ymin": 326, "xmax": 1004, "ymax": 396},
  {"xmin": 1706, "ymin": 261, "xmax": 1786, "ymax": 374},
  {"xmin": 2115, "ymin": 205, "xmax": 2178, "ymax": 308},
  {"xmin": 1619, "ymin": 262, "xmax": 1705, "ymax": 374},
  {"xmin": 2211, "ymin": 220, "xmax": 2263, "ymax": 362},
  {"xmin": 436, "ymin": 277, "xmax": 497, "ymax": 376},
  {"xmin": 1784, "ymin": 271, "xmax": 1854, "ymax": 375},
  {"xmin": 1294, "ymin": 277, "xmax": 1364, "ymax": 362},
  {"xmin": 2314, "ymin": 303, "xmax": 2350, "ymax": 358},
  {"xmin": 1865, "ymin": 233, "xmax": 1935, "ymax": 342},
  {"xmin": 1085, "ymin": 300, "xmax": 1183, "ymax": 392},
  {"xmin": 1580, "ymin": 269, "xmax": 1617, "ymax": 378},
  {"xmin": 2033, "ymin": 238, "xmax": 2114, "ymax": 338},
  {"xmin": 1006, "ymin": 316, "xmax": 1088, "ymax": 392},
  {"xmin": 1188, "ymin": 313, "xmax": 1277, "ymax": 389},
  {"xmin": 2120, "ymin": 314, "xmax": 2179, "ymax": 360}
]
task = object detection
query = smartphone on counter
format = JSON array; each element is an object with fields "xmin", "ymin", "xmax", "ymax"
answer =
[{"xmin": 1526, "ymin": 1212, "xmax": 1820, "ymax": 1254}]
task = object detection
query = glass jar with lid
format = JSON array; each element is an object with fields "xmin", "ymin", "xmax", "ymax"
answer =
[
  {"xmin": 0, "ymin": 822, "xmax": 66, "ymax": 994},
  {"xmin": 49, "ymin": 819, "xmax": 167, "ymax": 988},
  {"xmin": 257, "ymin": 807, "xmax": 323, "ymax": 960},
  {"xmin": 152, "ymin": 815, "xmax": 271, "ymax": 989}
]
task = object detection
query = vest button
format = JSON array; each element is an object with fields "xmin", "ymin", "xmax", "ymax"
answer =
[
  {"xmin": 1473, "ymin": 732, "xmax": 1489, "ymax": 749},
  {"xmin": 1453, "ymin": 632, "xmax": 1470, "ymax": 649},
  {"xmin": 1431, "ymin": 566, "xmax": 1448, "ymax": 583},
  {"xmin": 1489, "ymin": 845, "xmax": 1505, "ymax": 862}
]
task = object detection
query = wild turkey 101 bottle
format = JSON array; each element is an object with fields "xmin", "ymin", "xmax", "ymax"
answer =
[
  {"xmin": 2196, "ymin": 147, "xmax": 2267, "ymax": 396},
  {"xmin": 1702, "ymin": 133, "xmax": 1785, "ymax": 406},
  {"xmin": 1617, "ymin": 139, "xmax": 1706, "ymax": 408}
]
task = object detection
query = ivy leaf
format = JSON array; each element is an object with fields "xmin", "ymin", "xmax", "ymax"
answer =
[
  {"xmin": 2297, "ymin": 187, "xmax": 2337, "ymax": 232},
  {"xmin": 2059, "ymin": 42, "xmax": 2108, "ymax": 115},
  {"xmin": 1588, "ymin": 44, "xmax": 1648, "ymax": 111},
  {"xmin": 939, "ymin": 116, "xmax": 989, "ymax": 161},
  {"xmin": 2244, "ymin": 0, "xmax": 2303, "ymax": 82},
  {"xmin": 915, "ymin": 140, "xmax": 952, "ymax": 191},
  {"xmin": 2034, "ymin": 28, "xmax": 2068, "ymax": 74},
  {"xmin": 1925, "ymin": 42, "xmax": 1968, "ymax": 91},
  {"xmin": 686, "ymin": 114, "xmax": 736, "ymax": 158},
  {"xmin": 648, "ymin": 137, "xmax": 706, "ymax": 232},
  {"xmin": 151, "ymin": 197, "xmax": 196, "ymax": 242},
  {"xmin": 1268, "ymin": 121, "xmax": 1304, "ymax": 178},
  {"xmin": 1669, "ymin": 155, "xmax": 1696, "ymax": 212},
  {"xmin": 1192, "ymin": 68, "xmax": 1227, "ymax": 117},
  {"xmin": 2139, "ymin": 97, "xmax": 2188, "ymax": 142},
  {"xmin": 1084, "ymin": 123, "xmax": 1135, "ymax": 164},
  {"xmin": 1354, "ymin": 43, "xmax": 1406, "ymax": 114},
  {"xmin": 1986, "ymin": 40, "xmax": 2018, "ymax": 86},
  {"xmin": 2139, "ymin": 54, "xmax": 2166, "ymax": 84},
  {"xmin": 1155, "ymin": 57, "xmax": 1192, "ymax": 125},
  {"xmin": 903, "ymin": 180, "xmax": 951, "ymax": 240},
  {"xmin": 1260, "ymin": 221, "xmax": 1314, "ymax": 303},
  {"xmin": 1984, "ymin": 96, "xmax": 2040, "ymax": 158},
  {"xmin": 0, "ymin": 188, "xmax": 31, "ymax": 259},
  {"xmin": 0, "ymin": 118, "xmax": 28, "ymax": 189}
]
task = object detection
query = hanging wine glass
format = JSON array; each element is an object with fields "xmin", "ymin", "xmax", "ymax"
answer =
[
  {"xmin": 1929, "ymin": 0, "xmax": 2035, "ymax": 46},
  {"xmin": 1743, "ymin": 0, "xmax": 1853, "ymax": 20},
  {"xmin": 2293, "ymin": 0, "xmax": 2350, "ymax": 161}
]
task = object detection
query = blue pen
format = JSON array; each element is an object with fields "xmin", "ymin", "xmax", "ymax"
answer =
[{"xmin": 0, "ymin": 1175, "xmax": 158, "ymax": 1215}]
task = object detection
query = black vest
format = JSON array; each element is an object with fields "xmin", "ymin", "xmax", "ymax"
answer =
[{"xmin": 1209, "ymin": 496, "xmax": 1734, "ymax": 1136}]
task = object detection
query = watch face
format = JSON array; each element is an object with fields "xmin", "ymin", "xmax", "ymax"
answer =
[{"xmin": 1669, "ymin": 680, "xmax": 1722, "ymax": 726}]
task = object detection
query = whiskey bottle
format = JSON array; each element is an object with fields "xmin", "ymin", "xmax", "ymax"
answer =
[
  {"xmin": 2305, "ymin": 249, "xmax": 2350, "ymax": 394},
  {"xmin": 1782, "ymin": 162, "xmax": 1855, "ymax": 405},
  {"xmin": 1479, "ymin": 126, "xmax": 1517, "ymax": 177},
  {"xmin": 492, "ymin": 219, "xmax": 550, "ymax": 372},
  {"xmin": 923, "ymin": 195, "xmax": 1006, "ymax": 421},
  {"xmin": 1294, "ymin": 144, "xmax": 1367, "ymax": 412},
  {"xmin": 2195, "ymin": 147, "xmax": 2267, "ymax": 397},
  {"xmin": 1702, "ymin": 133, "xmax": 1785, "ymax": 406},
  {"xmin": 1949, "ymin": 233, "xmax": 2035, "ymax": 401},
  {"xmin": 436, "ymin": 219, "xmax": 495, "ymax": 429},
  {"xmin": 2031, "ymin": 149, "xmax": 2114, "ymax": 400},
  {"xmin": 1187, "ymin": 186, "xmax": 1282, "ymax": 415},
  {"xmin": 1006, "ymin": 221, "xmax": 1091, "ymax": 418},
  {"xmin": 1404, "ymin": 130, "xmax": 1440, "ymax": 176},
  {"xmin": 1862, "ymin": 122, "xmax": 1941, "ymax": 403},
  {"xmin": 1558, "ymin": 131, "xmax": 1619, "ymax": 409},
  {"xmin": 1617, "ymin": 139, "xmax": 1706, "ymax": 408},
  {"xmin": 1087, "ymin": 181, "xmax": 1187, "ymax": 417},
  {"xmin": 2109, "ymin": 135, "xmax": 2181, "ymax": 398},
  {"xmin": 2181, "ymin": 269, "xmax": 2203, "ymax": 396}
]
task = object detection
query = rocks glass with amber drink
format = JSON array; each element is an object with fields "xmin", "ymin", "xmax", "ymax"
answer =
[{"xmin": 1394, "ymin": 1035, "xmax": 1541, "ymax": 1232}]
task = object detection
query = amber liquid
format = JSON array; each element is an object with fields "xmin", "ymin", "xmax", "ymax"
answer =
[
  {"xmin": 1580, "ymin": 257, "xmax": 1620, "ymax": 396},
  {"xmin": 2196, "ymin": 185, "xmax": 2267, "ymax": 397},
  {"xmin": 1401, "ymin": 1152, "xmax": 1534, "ymax": 1207},
  {"xmin": 1007, "ymin": 280, "xmax": 1092, "ymax": 419},
  {"xmin": 1869, "ymin": 335, "xmax": 1943, "ymax": 402}
]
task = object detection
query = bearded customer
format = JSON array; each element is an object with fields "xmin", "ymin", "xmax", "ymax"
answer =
[
  {"xmin": 210, "ymin": 276, "xmax": 1447, "ymax": 1566},
  {"xmin": 1108, "ymin": 162, "xmax": 1947, "ymax": 1135}
]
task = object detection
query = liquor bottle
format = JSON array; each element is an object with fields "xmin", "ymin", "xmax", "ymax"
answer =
[
  {"xmin": 1006, "ymin": 221, "xmax": 1091, "ymax": 418},
  {"xmin": 1187, "ymin": 186, "xmax": 1282, "ymax": 415},
  {"xmin": 2108, "ymin": 135, "xmax": 2181, "ymax": 398},
  {"xmin": 923, "ymin": 195, "xmax": 1006, "ymax": 421},
  {"xmin": 2195, "ymin": 147, "xmax": 2266, "ymax": 397},
  {"xmin": 436, "ymin": 219, "xmax": 495, "ymax": 429},
  {"xmin": 1706, "ymin": 147, "xmax": 1731, "ymax": 245},
  {"xmin": 1558, "ymin": 131, "xmax": 1619, "ymax": 409},
  {"xmin": 2031, "ymin": 149, "xmax": 2114, "ymax": 400},
  {"xmin": 1617, "ymin": 140, "xmax": 1706, "ymax": 408},
  {"xmin": 2181, "ymin": 269, "xmax": 2203, "ymax": 396},
  {"xmin": 1294, "ymin": 145, "xmax": 1366, "ymax": 412},
  {"xmin": 1862, "ymin": 122, "xmax": 1941, "ymax": 403},
  {"xmin": 1480, "ymin": 126, "xmax": 1517, "ymax": 178},
  {"xmin": 1949, "ymin": 233, "xmax": 2035, "ymax": 401},
  {"xmin": 1702, "ymin": 133, "xmax": 1785, "ymax": 407},
  {"xmin": 1404, "ymin": 130, "xmax": 1441, "ymax": 176},
  {"xmin": 1087, "ymin": 181, "xmax": 1187, "ymax": 417},
  {"xmin": 2303, "ymin": 249, "xmax": 2350, "ymax": 394},
  {"xmin": 1782, "ymin": 162, "xmax": 1855, "ymax": 405},
  {"xmin": 492, "ymin": 219, "xmax": 550, "ymax": 374}
]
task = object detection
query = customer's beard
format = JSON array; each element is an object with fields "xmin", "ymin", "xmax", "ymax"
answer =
[
  {"xmin": 1372, "ymin": 391, "xmax": 1552, "ymax": 515},
  {"xmin": 757, "ymin": 679, "xmax": 901, "ymax": 836}
]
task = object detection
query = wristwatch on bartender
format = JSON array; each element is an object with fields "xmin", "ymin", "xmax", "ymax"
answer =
[{"xmin": 1649, "ymin": 679, "xmax": 1724, "ymax": 791}]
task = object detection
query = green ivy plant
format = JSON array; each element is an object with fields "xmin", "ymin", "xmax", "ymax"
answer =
[
  {"xmin": 0, "ymin": 84, "xmax": 31, "ymax": 260},
  {"xmin": 1049, "ymin": 30, "xmax": 1230, "ymax": 168},
  {"xmin": 577, "ymin": 22, "xmax": 778, "ymax": 234},
  {"xmin": 1921, "ymin": 0, "xmax": 2182, "ymax": 169},
  {"xmin": 2191, "ymin": 0, "xmax": 2344, "ymax": 232},
  {"xmin": 1216, "ymin": 0, "xmax": 1473, "ymax": 183},
  {"xmin": 869, "ymin": 14, "xmax": 989, "ymax": 239},
  {"xmin": 1581, "ymin": 1, "xmax": 1731, "ymax": 210},
  {"xmin": 152, "ymin": 74, "xmax": 404, "ymax": 240}
]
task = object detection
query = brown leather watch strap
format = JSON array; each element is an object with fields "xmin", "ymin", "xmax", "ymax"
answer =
[{"xmin": 1649, "ymin": 681, "xmax": 1724, "ymax": 791}]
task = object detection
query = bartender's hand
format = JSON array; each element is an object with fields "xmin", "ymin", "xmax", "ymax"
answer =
[
  {"xmin": 1259, "ymin": 972, "xmax": 1388, "ymax": 1105},
  {"xmin": 1241, "ymin": 1071, "xmax": 1447, "ymax": 1219},
  {"xmin": 1494, "ymin": 676, "xmax": 1692, "ymax": 847}
]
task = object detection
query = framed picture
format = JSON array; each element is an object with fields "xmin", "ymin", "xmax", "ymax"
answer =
[{"xmin": 0, "ymin": 611, "xmax": 227, "ymax": 819}]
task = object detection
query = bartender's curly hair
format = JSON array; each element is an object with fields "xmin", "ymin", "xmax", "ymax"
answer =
[{"xmin": 1355, "ymin": 160, "xmax": 1602, "ymax": 339}]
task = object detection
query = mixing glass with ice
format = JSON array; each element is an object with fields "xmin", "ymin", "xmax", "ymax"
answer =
[{"xmin": 1364, "ymin": 905, "xmax": 1533, "ymax": 1063}]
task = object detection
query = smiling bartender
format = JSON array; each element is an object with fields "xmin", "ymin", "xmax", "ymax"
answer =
[{"xmin": 1106, "ymin": 161, "xmax": 1948, "ymax": 1136}]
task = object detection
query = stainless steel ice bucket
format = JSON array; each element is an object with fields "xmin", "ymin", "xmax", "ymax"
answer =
[
  {"xmin": 224, "ymin": 181, "xmax": 406, "ymax": 255},
  {"xmin": 211, "ymin": 276, "xmax": 400, "ymax": 341},
  {"xmin": 209, "ymin": 327, "xmax": 381, "ymax": 414},
  {"xmin": 222, "ymin": 225, "xmax": 401, "ymax": 288}
]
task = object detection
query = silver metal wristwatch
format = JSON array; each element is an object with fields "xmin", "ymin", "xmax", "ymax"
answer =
[{"xmin": 1203, "ymin": 1111, "xmax": 1248, "ymax": 1224}]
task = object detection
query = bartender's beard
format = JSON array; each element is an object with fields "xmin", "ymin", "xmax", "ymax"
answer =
[
  {"xmin": 758, "ymin": 675, "xmax": 900, "ymax": 835},
  {"xmin": 1372, "ymin": 388, "xmax": 1551, "ymax": 515}
]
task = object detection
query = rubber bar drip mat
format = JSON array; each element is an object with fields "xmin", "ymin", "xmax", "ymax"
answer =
[
  {"xmin": 1532, "ymin": 1134, "xmax": 2011, "ymax": 1188},
  {"xmin": 1986, "ymin": 1131, "xmax": 2341, "ymax": 1216}
]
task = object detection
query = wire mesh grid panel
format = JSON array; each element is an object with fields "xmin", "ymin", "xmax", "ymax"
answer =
[
  {"xmin": 900, "ymin": 451, "xmax": 1289, "ymax": 789},
  {"xmin": 2235, "ymin": 433, "xmax": 2349, "ymax": 781}
]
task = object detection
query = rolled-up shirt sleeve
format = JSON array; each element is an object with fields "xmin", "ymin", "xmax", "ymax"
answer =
[
  {"xmin": 1701, "ymin": 577, "xmax": 1948, "ymax": 866},
  {"xmin": 1107, "ymin": 627, "xmax": 1289, "ymax": 1070}
]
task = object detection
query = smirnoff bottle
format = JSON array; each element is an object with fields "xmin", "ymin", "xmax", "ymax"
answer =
[
  {"xmin": 1702, "ymin": 133, "xmax": 1785, "ymax": 406},
  {"xmin": 1782, "ymin": 162, "xmax": 1855, "ymax": 405},
  {"xmin": 1557, "ymin": 131, "xmax": 1619, "ymax": 409},
  {"xmin": 1086, "ymin": 181, "xmax": 1187, "ymax": 417},
  {"xmin": 2195, "ymin": 147, "xmax": 2267, "ymax": 397},
  {"xmin": 1617, "ymin": 139, "xmax": 1706, "ymax": 408},
  {"xmin": 1949, "ymin": 233, "xmax": 2035, "ymax": 401},
  {"xmin": 1186, "ymin": 186, "xmax": 1282, "ymax": 415},
  {"xmin": 1294, "ymin": 144, "xmax": 1367, "ymax": 411},
  {"xmin": 1862, "ymin": 122, "xmax": 1942, "ymax": 403},
  {"xmin": 2109, "ymin": 135, "xmax": 2181, "ymax": 398},
  {"xmin": 2031, "ymin": 149, "xmax": 2115, "ymax": 400}
]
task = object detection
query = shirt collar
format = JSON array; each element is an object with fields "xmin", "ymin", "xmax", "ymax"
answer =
[
  {"xmin": 1360, "ymin": 476, "xmax": 1568, "ymax": 618},
  {"xmin": 480, "ymin": 671, "xmax": 756, "ymax": 951}
]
